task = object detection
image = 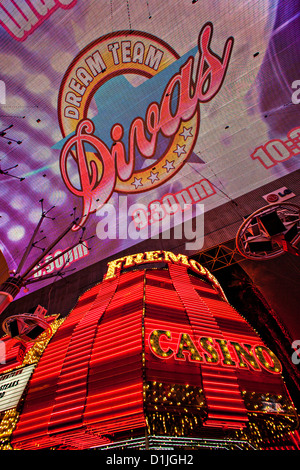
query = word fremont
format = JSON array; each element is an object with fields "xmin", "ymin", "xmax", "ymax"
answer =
[{"xmin": 103, "ymin": 251, "xmax": 223, "ymax": 293}]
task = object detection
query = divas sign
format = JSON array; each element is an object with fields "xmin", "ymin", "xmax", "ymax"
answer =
[{"xmin": 56, "ymin": 23, "xmax": 234, "ymax": 229}]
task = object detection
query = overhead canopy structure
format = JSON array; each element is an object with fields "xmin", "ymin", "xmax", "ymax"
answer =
[{"xmin": 0, "ymin": 1, "xmax": 299, "ymax": 346}]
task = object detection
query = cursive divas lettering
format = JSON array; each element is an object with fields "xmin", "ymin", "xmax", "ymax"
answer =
[{"xmin": 59, "ymin": 23, "xmax": 234, "ymax": 229}]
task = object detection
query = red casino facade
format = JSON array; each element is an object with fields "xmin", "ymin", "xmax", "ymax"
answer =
[{"xmin": 0, "ymin": 251, "xmax": 298, "ymax": 450}]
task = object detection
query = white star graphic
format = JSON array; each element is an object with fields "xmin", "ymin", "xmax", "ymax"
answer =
[
  {"xmin": 180, "ymin": 127, "xmax": 193, "ymax": 141},
  {"xmin": 147, "ymin": 171, "xmax": 159, "ymax": 184},
  {"xmin": 162, "ymin": 160, "xmax": 175, "ymax": 173},
  {"xmin": 131, "ymin": 177, "xmax": 143, "ymax": 189},
  {"xmin": 174, "ymin": 144, "xmax": 186, "ymax": 157}
]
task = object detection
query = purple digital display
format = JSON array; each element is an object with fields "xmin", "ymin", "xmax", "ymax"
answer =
[{"xmin": 0, "ymin": 0, "xmax": 299, "ymax": 296}]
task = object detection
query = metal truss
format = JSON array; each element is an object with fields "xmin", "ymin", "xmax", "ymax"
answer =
[{"xmin": 192, "ymin": 243, "xmax": 245, "ymax": 272}]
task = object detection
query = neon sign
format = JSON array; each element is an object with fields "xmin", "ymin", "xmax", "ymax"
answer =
[
  {"xmin": 103, "ymin": 250, "xmax": 224, "ymax": 292},
  {"xmin": 148, "ymin": 330, "xmax": 282, "ymax": 375},
  {"xmin": 56, "ymin": 22, "xmax": 234, "ymax": 229}
]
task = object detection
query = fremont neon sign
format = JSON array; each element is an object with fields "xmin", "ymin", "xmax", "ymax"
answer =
[
  {"xmin": 149, "ymin": 330, "xmax": 282, "ymax": 375},
  {"xmin": 104, "ymin": 250, "xmax": 223, "ymax": 289}
]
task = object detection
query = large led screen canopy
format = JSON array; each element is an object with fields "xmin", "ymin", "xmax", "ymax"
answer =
[{"xmin": 0, "ymin": 0, "xmax": 299, "ymax": 295}]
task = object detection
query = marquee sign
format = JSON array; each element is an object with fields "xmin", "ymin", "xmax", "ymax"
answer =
[{"xmin": 0, "ymin": 364, "xmax": 35, "ymax": 413}]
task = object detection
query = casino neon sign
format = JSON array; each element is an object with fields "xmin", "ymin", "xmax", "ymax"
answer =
[
  {"xmin": 103, "ymin": 250, "xmax": 282, "ymax": 374},
  {"xmin": 148, "ymin": 330, "xmax": 282, "ymax": 375}
]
